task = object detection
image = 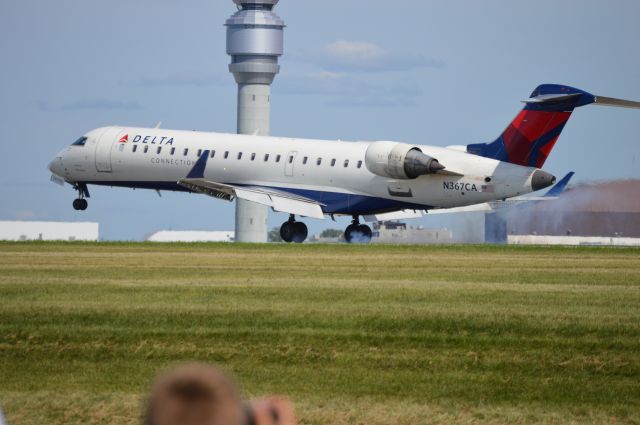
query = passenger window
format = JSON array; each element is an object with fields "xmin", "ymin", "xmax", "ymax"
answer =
[
  {"xmin": 251, "ymin": 153, "xmax": 256, "ymax": 161},
  {"xmin": 303, "ymin": 156, "xmax": 308, "ymax": 165},
  {"xmin": 344, "ymin": 159, "xmax": 349, "ymax": 168},
  {"xmin": 224, "ymin": 151, "xmax": 229, "ymax": 159},
  {"xmin": 118, "ymin": 144, "xmax": 124, "ymax": 152},
  {"xmin": 276, "ymin": 154, "xmax": 281, "ymax": 163},
  {"xmin": 170, "ymin": 147, "xmax": 175, "ymax": 155},
  {"xmin": 183, "ymin": 148, "xmax": 188, "ymax": 156},
  {"xmin": 264, "ymin": 154, "xmax": 270, "ymax": 162},
  {"xmin": 357, "ymin": 160, "xmax": 363, "ymax": 169},
  {"xmin": 317, "ymin": 158, "xmax": 322, "ymax": 166},
  {"xmin": 210, "ymin": 150, "xmax": 216, "ymax": 158},
  {"xmin": 132, "ymin": 145, "xmax": 138, "ymax": 153},
  {"xmin": 331, "ymin": 159, "xmax": 336, "ymax": 167},
  {"xmin": 144, "ymin": 146, "xmax": 149, "ymax": 153},
  {"xmin": 157, "ymin": 147, "xmax": 162, "ymax": 154},
  {"xmin": 237, "ymin": 152, "xmax": 243, "ymax": 160},
  {"xmin": 197, "ymin": 149, "xmax": 202, "ymax": 157},
  {"xmin": 288, "ymin": 155, "xmax": 294, "ymax": 164}
]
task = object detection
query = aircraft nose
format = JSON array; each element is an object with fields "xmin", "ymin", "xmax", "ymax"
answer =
[
  {"xmin": 48, "ymin": 155, "xmax": 64, "ymax": 175},
  {"xmin": 531, "ymin": 170, "xmax": 556, "ymax": 191}
]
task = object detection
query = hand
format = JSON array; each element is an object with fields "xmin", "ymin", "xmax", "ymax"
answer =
[{"xmin": 249, "ymin": 396, "xmax": 297, "ymax": 425}]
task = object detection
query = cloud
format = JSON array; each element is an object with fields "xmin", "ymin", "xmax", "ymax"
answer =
[
  {"xmin": 302, "ymin": 40, "xmax": 444, "ymax": 73},
  {"xmin": 276, "ymin": 71, "xmax": 421, "ymax": 107},
  {"xmin": 60, "ymin": 99, "xmax": 143, "ymax": 111},
  {"xmin": 133, "ymin": 71, "xmax": 227, "ymax": 88}
]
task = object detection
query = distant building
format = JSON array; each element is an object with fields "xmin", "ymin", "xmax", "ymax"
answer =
[
  {"xmin": 0, "ymin": 221, "xmax": 99, "ymax": 241},
  {"xmin": 146, "ymin": 230, "xmax": 234, "ymax": 243},
  {"xmin": 506, "ymin": 180, "xmax": 640, "ymax": 237},
  {"xmin": 509, "ymin": 234, "xmax": 640, "ymax": 246},
  {"xmin": 373, "ymin": 221, "xmax": 453, "ymax": 244}
]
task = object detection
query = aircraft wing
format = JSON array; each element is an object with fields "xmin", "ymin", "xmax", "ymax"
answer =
[
  {"xmin": 178, "ymin": 178, "xmax": 325, "ymax": 219},
  {"xmin": 178, "ymin": 149, "xmax": 325, "ymax": 219}
]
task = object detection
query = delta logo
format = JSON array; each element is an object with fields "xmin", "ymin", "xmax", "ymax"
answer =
[
  {"xmin": 118, "ymin": 134, "xmax": 129, "ymax": 144},
  {"xmin": 132, "ymin": 135, "xmax": 175, "ymax": 145}
]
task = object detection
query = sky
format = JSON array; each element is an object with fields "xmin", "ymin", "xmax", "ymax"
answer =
[{"xmin": 1, "ymin": 0, "xmax": 639, "ymax": 240}]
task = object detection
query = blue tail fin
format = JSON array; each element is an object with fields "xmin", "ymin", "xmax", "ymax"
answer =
[{"xmin": 467, "ymin": 84, "xmax": 597, "ymax": 168}]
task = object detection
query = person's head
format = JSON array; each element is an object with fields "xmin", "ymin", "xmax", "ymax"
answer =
[{"xmin": 145, "ymin": 363, "xmax": 244, "ymax": 425}]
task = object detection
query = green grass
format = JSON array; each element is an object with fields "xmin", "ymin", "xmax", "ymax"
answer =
[{"xmin": 0, "ymin": 242, "xmax": 639, "ymax": 424}]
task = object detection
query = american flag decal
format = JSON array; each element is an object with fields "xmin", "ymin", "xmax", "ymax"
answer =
[{"xmin": 481, "ymin": 185, "xmax": 494, "ymax": 193}]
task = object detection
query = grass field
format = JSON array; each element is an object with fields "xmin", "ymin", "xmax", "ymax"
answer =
[{"xmin": 0, "ymin": 242, "xmax": 639, "ymax": 425}]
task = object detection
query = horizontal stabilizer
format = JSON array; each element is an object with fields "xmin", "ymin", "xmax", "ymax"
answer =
[
  {"xmin": 594, "ymin": 95, "xmax": 640, "ymax": 109},
  {"xmin": 522, "ymin": 93, "xmax": 582, "ymax": 104}
]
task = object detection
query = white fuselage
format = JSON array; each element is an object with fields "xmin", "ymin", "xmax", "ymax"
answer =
[{"xmin": 49, "ymin": 126, "xmax": 544, "ymax": 217}]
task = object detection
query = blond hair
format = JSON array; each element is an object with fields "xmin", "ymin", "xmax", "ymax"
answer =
[{"xmin": 145, "ymin": 363, "xmax": 245, "ymax": 425}]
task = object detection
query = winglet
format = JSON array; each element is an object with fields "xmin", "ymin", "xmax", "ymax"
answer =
[
  {"xmin": 186, "ymin": 150, "xmax": 210, "ymax": 179},
  {"xmin": 545, "ymin": 171, "xmax": 574, "ymax": 197}
]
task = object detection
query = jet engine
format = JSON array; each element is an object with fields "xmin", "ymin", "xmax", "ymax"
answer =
[{"xmin": 364, "ymin": 141, "xmax": 445, "ymax": 180}]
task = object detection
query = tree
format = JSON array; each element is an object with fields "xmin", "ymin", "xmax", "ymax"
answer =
[{"xmin": 319, "ymin": 228, "xmax": 343, "ymax": 238}]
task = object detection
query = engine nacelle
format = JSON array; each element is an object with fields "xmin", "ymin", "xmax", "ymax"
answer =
[{"xmin": 364, "ymin": 141, "xmax": 444, "ymax": 179}]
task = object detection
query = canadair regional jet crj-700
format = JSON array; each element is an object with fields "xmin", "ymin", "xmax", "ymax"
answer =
[{"xmin": 49, "ymin": 84, "xmax": 640, "ymax": 243}]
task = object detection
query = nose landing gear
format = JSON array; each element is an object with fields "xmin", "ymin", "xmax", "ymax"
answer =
[
  {"xmin": 280, "ymin": 215, "xmax": 308, "ymax": 243},
  {"xmin": 72, "ymin": 183, "xmax": 89, "ymax": 211},
  {"xmin": 344, "ymin": 216, "xmax": 372, "ymax": 243}
]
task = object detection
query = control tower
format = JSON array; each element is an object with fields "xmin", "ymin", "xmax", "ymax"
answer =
[{"xmin": 226, "ymin": 0, "xmax": 285, "ymax": 243}]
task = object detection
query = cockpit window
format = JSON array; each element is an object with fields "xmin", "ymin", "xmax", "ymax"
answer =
[{"xmin": 71, "ymin": 137, "xmax": 88, "ymax": 146}]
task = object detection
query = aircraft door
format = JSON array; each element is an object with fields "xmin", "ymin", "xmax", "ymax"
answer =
[
  {"xmin": 285, "ymin": 151, "xmax": 297, "ymax": 177},
  {"xmin": 94, "ymin": 127, "xmax": 124, "ymax": 172}
]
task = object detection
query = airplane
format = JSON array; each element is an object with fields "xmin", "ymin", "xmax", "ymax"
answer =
[
  {"xmin": 364, "ymin": 171, "xmax": 575, "ymax": 221},
  {"xmin": 48, "ymin": 84, "xmax": 640, "ymax": 243}
]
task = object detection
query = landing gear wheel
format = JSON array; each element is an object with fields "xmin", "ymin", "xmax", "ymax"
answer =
[
  {"xmin": 344, "ymin": 224, "xmax": 358, "ymax": 243},
  {"xmin": 344, "ymin": 217, "xmax": 372, "ymax": 243},
  {"xmin": 280, "ymin": 216, "xmax": 308, "ymax": 243},
  {"xmin": 280, "ymin": 221, "xmax": 295, "ymax": 243},
  {"xmin": 291, "ymin": 221, "xmax": 308, "ymax": 243},
  {"xmin": 72, "ymin": 183, "xmax": 89, "ymax": 211},
  {"xmin": 73, "ymin": 198, "xmax": 88, "ymax": 211},
  {"xmin": 357, "ymin": 224, "xmax": 373, "ymax": 242}
]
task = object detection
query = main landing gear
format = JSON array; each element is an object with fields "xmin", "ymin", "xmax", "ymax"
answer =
[
  {"xmin": 72, "ymin": 183, "xmax": 89, "ymax": 211},
  {"xmin": 344, "ymin": 216, "xmax": 372, "ymax": 244},
  {"xmin": 72, "ymin": 198, "xmax": 88, "ymax": 211},
  {"xmin": 280, "ymin": 215, "xmax": 308, "ymax": 243}
]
